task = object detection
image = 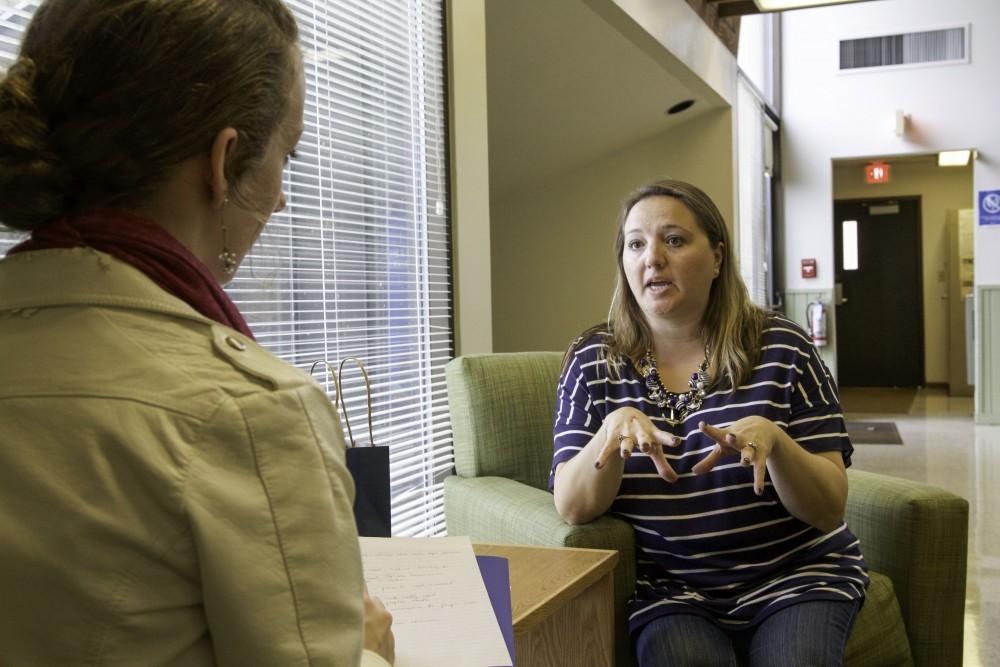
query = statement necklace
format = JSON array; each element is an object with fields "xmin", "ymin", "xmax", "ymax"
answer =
[{"xmin": 637, "ymin": 348, "xmax": 710, "ymax": 427}]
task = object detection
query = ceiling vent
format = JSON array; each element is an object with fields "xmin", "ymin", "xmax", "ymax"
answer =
[{"xmin": 840, "ymin": 26, "xmax": 967, "ymax": 71}]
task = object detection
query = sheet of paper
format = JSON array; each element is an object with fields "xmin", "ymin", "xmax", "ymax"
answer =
[{"xmin": 359, "ymin": 536, "xmax": 513, "ymax": 667}]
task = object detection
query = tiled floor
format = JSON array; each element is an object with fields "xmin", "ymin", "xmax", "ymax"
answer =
[{"xmin": 843, "ymin": 387, "xmax": 999, "ymax": 667}]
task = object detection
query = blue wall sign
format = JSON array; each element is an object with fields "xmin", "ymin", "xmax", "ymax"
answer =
[{"xmin": 980, "ymin": 190, "xmax": 1000, "ymax": 225}]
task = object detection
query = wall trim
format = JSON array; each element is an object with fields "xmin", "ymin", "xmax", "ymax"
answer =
[{"xmin": 976, "ymin": 285, "xmax": 1000, "ymax": 424}]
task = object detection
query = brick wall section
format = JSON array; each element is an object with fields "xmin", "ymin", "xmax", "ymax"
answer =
[{"xmin": 683, "ymin": 0, "xmax": 741, "ymax": 55}]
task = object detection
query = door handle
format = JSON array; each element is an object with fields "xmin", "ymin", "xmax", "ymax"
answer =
[{"xmin": 834, "ymin": 282, "xmax": 848, "ymax": 305}]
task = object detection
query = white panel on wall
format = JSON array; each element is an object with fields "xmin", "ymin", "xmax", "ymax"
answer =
[{"xmin": 977, "ymin": 285, "xmax": 1000, "ymax": 424}]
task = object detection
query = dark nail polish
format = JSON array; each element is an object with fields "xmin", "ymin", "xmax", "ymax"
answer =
[{"xmin": 594, "ymin": 460, "xmax": 602, "ymax": 469}]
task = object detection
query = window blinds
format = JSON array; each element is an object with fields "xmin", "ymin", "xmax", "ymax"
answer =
[
  {"xmin": 0, "ymin": 4, "xmax": 33, "ymax": 250},
  {"xmin": 0, "ymin": 0, "xmax": 453, "ymax": 536}
]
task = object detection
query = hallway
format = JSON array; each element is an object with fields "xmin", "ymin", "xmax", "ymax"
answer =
[{"xmin": 843, "ymin": 388, "xmax": 999, "ymax": 666}]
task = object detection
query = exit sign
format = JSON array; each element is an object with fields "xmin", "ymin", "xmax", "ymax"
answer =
[{"xmin": 865, "ymin": 162, "xmax": 890, "ymax": 184}]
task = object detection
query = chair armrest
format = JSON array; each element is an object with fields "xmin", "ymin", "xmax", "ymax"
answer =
[
  {"xmin": 445, "ymin": 475, "xmax": 636, "ymax": 667},
  {"xmin": 845, "ymin": 469, "xmax": 968, "ymax": 666},
  {"xmin": 444, "ymin": 476, "xmax": 627, "ymax": 545}
]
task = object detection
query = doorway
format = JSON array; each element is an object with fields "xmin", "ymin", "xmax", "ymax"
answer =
[{"xmin": 833, "ymin": 197, "xmax": 924, "ymax": 387}]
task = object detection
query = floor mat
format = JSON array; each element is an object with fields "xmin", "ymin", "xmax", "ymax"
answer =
[
  {"xmin": 846, "ymin": 421, "xmax": 903, "ymax": 445},
  {"xmin": 839, "ymin": 387, "xmax": 917, "ymax": 414}
]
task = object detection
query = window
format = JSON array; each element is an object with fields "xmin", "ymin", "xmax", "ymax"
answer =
[
  {"xmin": 842, "ymin": 220, "xmax": 858, "ymax": 271},
  {"xmin": 736, "ymin": 74, "xmax": 774, "ymax": 307},
  {"xmin": 736, "ymin": 13, "xmax": 779, "ymax": 112},
  {"xmin": 736, "ymin": 13, "xmax": 781, "ymax": 309},
  {"xmin": 0, "ymin": 2, "xmax": 36, "ymax": 252},
  {"xmin": 0, "ymin": 0, "xmax": 453, "ymax": 536}
]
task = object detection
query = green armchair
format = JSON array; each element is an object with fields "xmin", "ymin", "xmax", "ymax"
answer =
[{"xmin": 443, "ymin": 352, "xmax": 969, "ymax": 667}]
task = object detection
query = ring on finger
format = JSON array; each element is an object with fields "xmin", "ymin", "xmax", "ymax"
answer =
[{"xmin": 618, "ymin": 434, "xmax": 636, "ymax": 459}]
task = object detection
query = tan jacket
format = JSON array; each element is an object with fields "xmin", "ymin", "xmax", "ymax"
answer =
[{"xmin": 0, "ymin": 248, "xmax": 388, "ymax": 667}]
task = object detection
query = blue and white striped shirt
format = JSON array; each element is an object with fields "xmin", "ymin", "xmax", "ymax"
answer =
[{"xmin": 550, "ymin": 315, "xmax": 868, "ymax": 635}]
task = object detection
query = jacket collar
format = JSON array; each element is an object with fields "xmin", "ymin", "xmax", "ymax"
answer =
[{"xmin": 0, "ymin": 247, "xmax": 214, "ymax": 326}]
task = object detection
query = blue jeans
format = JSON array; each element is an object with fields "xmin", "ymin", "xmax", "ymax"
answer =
[{"xmin": 634, "ymin": 599, "xmax": 861, "ymax": 667}]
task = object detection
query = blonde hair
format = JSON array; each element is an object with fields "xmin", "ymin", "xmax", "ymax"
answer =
[{"xmin": 591, "ymin": 179, "xmax": 767, "ymax": 390}]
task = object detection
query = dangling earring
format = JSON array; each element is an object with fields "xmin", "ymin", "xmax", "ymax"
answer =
[{"xmin": 219, "ymin": 196, "xmax": 238, "ymax": 275}]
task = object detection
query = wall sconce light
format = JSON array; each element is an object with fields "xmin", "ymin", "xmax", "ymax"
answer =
[{"xmin": 894, "ymin": 110, "xmax": 910, "ymax": 137}]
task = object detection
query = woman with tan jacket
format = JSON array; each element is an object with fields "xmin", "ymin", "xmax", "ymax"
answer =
[{"xmin": 0, "ymin": 1, "xmax": 393, "ymax": 664}]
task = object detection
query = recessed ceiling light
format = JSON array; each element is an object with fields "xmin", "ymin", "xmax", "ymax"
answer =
[
  {"xmin": 666, "ymin": 100, "xmax": 695, "ymax": 115},
  {"xmin": 938, "ymin": 150, "xmax": 972, "ymax": 167}
]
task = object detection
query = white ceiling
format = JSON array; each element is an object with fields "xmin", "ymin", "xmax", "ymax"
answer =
[{"xmin": 485, "ymin": 0, "xmax": 720, "ymax": 199}]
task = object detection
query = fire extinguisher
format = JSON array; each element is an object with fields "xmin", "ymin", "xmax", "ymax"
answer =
[{"xmin": 806, "ymin": 300, "xmax": 827, "ymax": 347}]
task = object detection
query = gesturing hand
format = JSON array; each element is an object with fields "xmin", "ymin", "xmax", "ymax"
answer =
[
  {"xmin": 594, "ymin": 407, "xmax": 681, "ymax": 482},
  {"xmin": 691, "ymin": 417, "xmax": 782, "ymax": 495}
]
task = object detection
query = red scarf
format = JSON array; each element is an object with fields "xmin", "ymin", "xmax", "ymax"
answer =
[{"xmin": 8, "ymin": 209, "xmax": 255, "ymax": 339}]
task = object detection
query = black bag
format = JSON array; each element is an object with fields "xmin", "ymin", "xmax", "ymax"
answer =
[{"xmin": 310, "ymin": 358, "xmax": 392, "ymax": 537}]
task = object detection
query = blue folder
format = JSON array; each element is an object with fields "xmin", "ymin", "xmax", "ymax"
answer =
[{"xmin": 475, "ymin": 555, "xmax": 514, "ymax": 667}]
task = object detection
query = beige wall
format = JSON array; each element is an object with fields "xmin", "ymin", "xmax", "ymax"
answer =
[
  {"xmin": 832, "ymin": 160, "xmax": 973, "ymax": 384},
  {"xmin": 446, "ymin": 0, "xmax": 493, "ymax": 355},
  {"xmin": 491, "ymin": 108, "xmax": 734, "ymax": 352}
]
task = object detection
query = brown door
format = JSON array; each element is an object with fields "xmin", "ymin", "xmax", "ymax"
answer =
[{"xmin": 833, "ymin": 198, "xmax": 924, "ymax": 387}]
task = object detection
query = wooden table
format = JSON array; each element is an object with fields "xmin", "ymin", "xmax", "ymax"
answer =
[{"xmin": 473, "ymin": 543, "xmax": 618, "ymax": 667}]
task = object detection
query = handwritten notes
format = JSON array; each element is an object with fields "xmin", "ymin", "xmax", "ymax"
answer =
[{"xmin": 359, "ymin": 536, "xmax": 513, "ymax": 667}]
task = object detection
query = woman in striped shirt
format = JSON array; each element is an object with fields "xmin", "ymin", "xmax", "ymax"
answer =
[{"xmin": 550, "ymin": 180, "xmax": 867, "ymax": 666}]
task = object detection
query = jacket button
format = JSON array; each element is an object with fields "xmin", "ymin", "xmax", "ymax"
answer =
[{"xmin": 225, "ymin": 335, "xmax": 247, "ymax": 352}]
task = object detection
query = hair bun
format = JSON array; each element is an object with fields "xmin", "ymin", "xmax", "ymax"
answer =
[{"xmin": 0, "ymin": 57, "xmax": 71, "ymax": 231}]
